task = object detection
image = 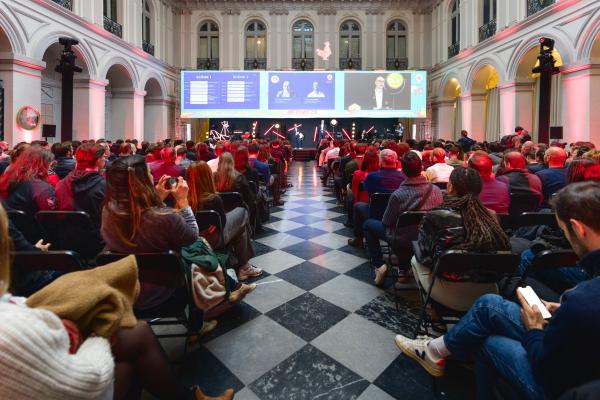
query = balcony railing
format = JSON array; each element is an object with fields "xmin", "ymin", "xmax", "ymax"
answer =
[
  {"xmin": 142, "ymin": 41, "xmax": 154, "ymax": 56},
  {"xmin": 527, "ymin": 0, "xmax": 555, "ymax": 17},
  {"xmin": 339, "ymin": 57, "xmax": 361, "ymax": 70},
  {"xmin": 386, "ymin": 58, "xmax": 409, "ymax": 70},
  {"xmin": 448, "ymin": 42, "xmax": 460, "ymax": 59},
  {"xmin": 103, "ymin": 16, "xmax": 122, "ymax": 38},
  {"xmin": 292, "ymin": 58, "xmax": 314, "ymax": 71},
  {"xmin": 197, "ymin": 58, "xmax": 220, "ymax": 70},
  {"xmin": 478, "ymin": 19, "xmax": 496, "ymax": 42},
  {"xmin": 52, "ymin": 0, "xmax": 73, "ymax": 10},
  {"xmin": 244, "ymin": 58, "xmax": 267, "ymax": 70}
]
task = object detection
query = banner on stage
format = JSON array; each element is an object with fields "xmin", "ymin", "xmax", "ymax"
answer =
[{"xmin": 180, "ymin": 70, "xmax": 426, "ymax": 119}]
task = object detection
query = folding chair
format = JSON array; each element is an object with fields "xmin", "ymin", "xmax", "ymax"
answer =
[
  {"xmin": 412, "ymin": 241, "xmax": 520, "ymax": 336},
  {"xmin": 195, "ymin": 210, "xmax": 226, "ymax": 251},
  {"xmin": 247, "ymin": 180, "xmax": 258, "ymax": 195},
  {"xmin": 218, "ymin": 192, "xmax": 246, "ymax": 212},
  {"xmin": 96, "ymin": 251, "xmax": 198, "ymax": 349},
  {"xmin": 509, "ymin": 192, "xmax": 540, "ymax": 218},
  {"xmin": 432, "ymin": 182, "xmax": 447, "ymax": 190},
  {"xmin": 35, "ymin": 210, "xmax": 103, "ymax": 263},
  {"xmin": 368, "ymin": 192, "xmax": 392, "ymax": 220},
  {"xmin": 518, "ymin": 249, "xmax": 579, "ymax": 285},
  {"xmin": 7, "ymin": 209, "xmax": 45, "ymax": 244}
]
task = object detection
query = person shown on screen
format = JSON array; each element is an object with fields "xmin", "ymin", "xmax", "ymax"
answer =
[
  {"xmin": 276, "ymin": 81, "xmax": 294, "ymax": 98},
  {"xmin": 307, "ymin": 81, "xmax": 325, "ymax": 98},
  {"xmin": 372, "ymin": 76, "xmax": 392, "ymax": 110}
]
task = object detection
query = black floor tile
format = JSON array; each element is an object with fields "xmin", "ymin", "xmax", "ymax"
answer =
[
  {"xmin": 355, "ymin": 292, "xmax": 420, "ymax": 338},
  {"xmin": 266, "ymin": 293, "xmax": 349, "ymax": 342},
  {"xmin": 253, "ymin": 241, "xmax": 276, "ymax": 257},
  {"xmin": 249, "ymin": 344, "xmax": 369, "ymax": 399},
  {"xmin": 286, "ymin": 226, "xmax": 328, "ymax": 240},
  {"xmin": 280, "ymin": 241, "xmax": 332, "ymax": 260},
  {"xmin": 200, "ymin": 301, "xmax": 262, "ymax": 343},
  {"xmin": 276, "ymin": 261, "xmax": 339, "ymax": 291}
]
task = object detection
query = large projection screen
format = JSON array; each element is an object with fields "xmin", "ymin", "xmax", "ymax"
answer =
[{"xmin": 181, "ymin": 70, "xmax": 426, "ymax": 119}]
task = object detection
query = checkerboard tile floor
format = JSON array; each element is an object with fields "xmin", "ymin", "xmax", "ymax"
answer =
[{"xmin": 169, "ymin": 161, "xmax": 476, "ymax": 399}]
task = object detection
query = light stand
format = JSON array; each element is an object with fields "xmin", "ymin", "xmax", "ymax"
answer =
[
  {"xmin": 55, "ymin": 37, "xmax": 82, "ymax": 142},
  {"xmin": 532, "ymin": 37, "xmax": 560, "ymax": 144}
]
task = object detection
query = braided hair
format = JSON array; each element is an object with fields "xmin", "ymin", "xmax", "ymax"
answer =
[{"xmin": 443, "ymin": 166, "xmax": 510, "ymax": 252}]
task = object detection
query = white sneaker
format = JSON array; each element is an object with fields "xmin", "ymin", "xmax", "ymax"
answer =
[
  {"xmin": 238, "ymin": 264, "xmax": 263, "ymax": 281},
  {"xmin": 394, "ymin": 334, "xmax": 446, "ymax": 377}
]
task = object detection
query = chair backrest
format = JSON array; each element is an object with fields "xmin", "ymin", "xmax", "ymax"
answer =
[
  {"xmin": 368, "ymin": 192, "xmax": 392, "ymax": 220},
  {"xmin": 96, "ymin": 251, "xmax": 186, "ymax": 288},
  {"xmin": 529, "ymin": 250, "xmax": 579, "ymax": 274},
  {"xmin": 35, "ymin": 211, "xmax": 102, "ymax": 259},
  {"xmin": 7, "ymin": 209, "xmax": 45, "ymax": 244},
  {"xmin": 514, "ymin": 212, "xmax": 558, "ymax": 229},
  {"xmin": 247, "ymin": 180, "xmax": 258, "ymax": 194},
  {"xmin": 396, "ymin": 211, "xmax": 426, "ymax": 228},
  {"xmin": 433, "ymin": 182, "xmax": 447, "ymax": 190},
  {"xmin": 11, "ymin": 251, "xmax": 84, "ymax": 274},
  {"xmin": 218, "ymin": 192, "xmax": 246, "ymax": 212},
  {"xmin": 435, "ymin": 250, "xmax": 520, "ymax": 282},
  {"xmin": 195, "ymin": 210, "xmax": 223, "ymax": 232},
  {"xmin": 509, "ymin": 192, "xmax": 540, "ymax": 217}
]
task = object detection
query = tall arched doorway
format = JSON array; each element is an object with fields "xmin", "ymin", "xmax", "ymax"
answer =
[
  {"xmin": 471, "ymin": 64, "xmax": 500, "ymax": 141},
  {"xmin": 105, "ymin": 64, "xmax": 135, "ymax": 141},
  {"xmin": 143, "ymin": 77, "xmax": 167, "ymax": 142}
]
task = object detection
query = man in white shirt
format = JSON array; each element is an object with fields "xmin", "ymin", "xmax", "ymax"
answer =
[
  {"xmin": 207, "ymin": 144, "xmax": 225, "ymax": 172},
  {"xmin": 307, "ymin": 81, "xmax": 325, "ymax": 98},
  {"xmin": 426, "ymin": 147, "xmax": 454, "ymax": 183}
]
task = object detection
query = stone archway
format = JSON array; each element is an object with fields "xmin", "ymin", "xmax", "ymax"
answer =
[{"xmin": 105, "ymin": 63, "xmax": 138, "ymax": 141}]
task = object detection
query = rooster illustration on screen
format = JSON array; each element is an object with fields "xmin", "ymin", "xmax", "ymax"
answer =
[{"xmin": 315, "ymin": 41, "xmax": 332, "ymax": 61}]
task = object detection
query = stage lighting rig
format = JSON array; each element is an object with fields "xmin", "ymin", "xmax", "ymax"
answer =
[{"xmin": 330, "ymin": 119, "xmax": 338, "ymax": 127}]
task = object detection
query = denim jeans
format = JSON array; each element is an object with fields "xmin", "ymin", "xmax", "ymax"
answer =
[
  {"xmin": 519, "ymin": 249, "xmax": 588, "ymax": 293},
  {"xmin": 353, "ymin": 202, "xmax": 369, "ymax": 239},
  {"xmin": 444, "ymin": 294, "xmax": 544, "ymax": 400},
  {"xmin": 363, "ymin": 218, "xmax": 387, "ymax": 266}
]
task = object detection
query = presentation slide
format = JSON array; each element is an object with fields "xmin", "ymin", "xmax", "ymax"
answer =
[{"xmin": 180, "ymin": 70, "xmax": 426, "ymax": 119}]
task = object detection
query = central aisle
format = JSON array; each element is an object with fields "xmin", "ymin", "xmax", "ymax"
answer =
[{"xmin": 178, "ymin": 161, "xmax": 473, "ymax": 400}]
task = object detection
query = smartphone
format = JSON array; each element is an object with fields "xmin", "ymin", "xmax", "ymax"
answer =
[
  {"xmin": 165, "ymin": 177, "xmax": 177, "ymax": 190},
  {"xmin": 518, "ymin": 286, "xmax": 552, "ymax": 319}
]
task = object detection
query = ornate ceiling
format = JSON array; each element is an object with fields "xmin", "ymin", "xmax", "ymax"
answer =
[{"xmin": 164, "ymin": 0, "xmax": 440, "ymax": 15}]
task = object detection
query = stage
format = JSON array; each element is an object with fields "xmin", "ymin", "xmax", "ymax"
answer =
[{"xmin": 292, "ymin": 148, "xmax": 317, "ymax": 161}]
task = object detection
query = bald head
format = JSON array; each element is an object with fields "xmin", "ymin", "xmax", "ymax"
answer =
[
  {"xmin": 504, "ymin": 151, "xmax": 526, "ymax": 170},
  {"xmin": 468, "ymin": 151, "xmax": 493, "ymax": 177},
  {"xmin": 545, "ymin": 146, "xmax": 567, "ymax": 168}
]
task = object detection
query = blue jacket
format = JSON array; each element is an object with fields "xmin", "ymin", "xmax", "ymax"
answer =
[
  {"xmin": 523, "ymin": 249, "xmax": 600, "ymax": 398},
  {"xmin": 364, "ymin": 168, "xmax": 406, "ymax": 196},
  {"xmin": 249, "ymin": 157, "xmax": 270, "ymax": 186}
]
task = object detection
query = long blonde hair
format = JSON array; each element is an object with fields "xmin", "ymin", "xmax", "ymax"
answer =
[
  {"xmin": 187, "ymin": 161, "xmax": 217, "ymax": 212},
  {"xmin": 0, "ymin": 202, "xmax": 12, "ymax": 294},
  {"xmin": 214, "ymin": 152, "xmax": 238, "ymax": 192}
]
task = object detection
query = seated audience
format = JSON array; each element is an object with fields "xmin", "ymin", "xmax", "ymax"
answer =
[
  {"xmin": 55, "ymin": 142, "xmax": 106, "ymax": 227},
  {"xmin": 207, "ymin": 143, "xmax": 225, "ymax": 172},
  {"xmin": 364, "ymin": 152, "xmax": 444, "ymax": 285},
  {"xmin": 51, "ymin": 142, "xmax": 76, "ymax": 179},
  {"xmin": 468, "ymin": 151, "xmax": 510, "ymax": 214},
  {"xmin": 446, "ymin": 145, "xmax": 464, "ymax": 168},
  {"xmin": 395, "ymin": 182, "xmax": 600, "ymax": 400},
  {"xmin": 175, "ymin": 145, "xmax": 192, "ymax": 169},
  {"xmin": 119, "ymin": 142, "xmax": 135, "ymax": 157},
  {"xmin": 412, "ymin": 166, "xmax": 511, "ymax": 312},
  {"xmin": 150, "ymin": 147, "xmax": 185, "ymax": 183},
  {"xmin": 0, "ymin": 146, "xmax": 56, "ymax": 216},
  {"xmin": 0, "ymin": 202, "xmax": 234, "ymax": 400},
  {"xmin": 496, "ymin": 151, "xmax": 543, "ymax": 206},
  {"xmin": 535, "ymin": 146, "xmax": 568, "ymax": 206},
  {"xmin": 425, "ymin": 148, "xmax": 454, "ymax": 183},
  {"xmin": 348, "ymin": 149, "xmax": 405, "ymax": 248},
  {"xmin": 188, "ymin": 161, "xmax": 262, "ymax": 281},
  {"xmin": 196, "ymin": 142, "xmax": 215, "ymax": 162},
  {"xmin": 567, "ymin": 158, "xmax": 600, "ymax": 183}
]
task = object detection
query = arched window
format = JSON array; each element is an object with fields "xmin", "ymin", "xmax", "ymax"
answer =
[
  {"xmin": 292, "ymin": 20, "xmax": 314, "ymax": 70},
  {"xmin": 198, "ymin": 21, "xmax": 219, "ymax": 69},
  {"xmin": 386, "ymin": 20, "xmax": 408, "ymax": 70},
  {"xmin": 479, "ymin": 0, "xmax": 497, "ymax": 42},
  {"xmin": 142, "ymin": 0, "xmax": 153, "ymax": 55},
  {"xmin": 340, "ymin": 19, "xmax": 361, "ymax": 69},
  {"xmin": 449, "ymin": 0, "xmax": 460, "ymax": 58},
  {"xmin": 245, "ymin": 20, "xmax": 267, "ymax": 70}
]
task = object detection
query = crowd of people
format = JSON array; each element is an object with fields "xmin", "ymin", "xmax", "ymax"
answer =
[{"xmin": 1, "ymin": 127, "xmax": 600, "ymax": 399}]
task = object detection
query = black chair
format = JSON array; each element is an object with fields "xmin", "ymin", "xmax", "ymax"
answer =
[
  {"xmin": 368, "ymin": 192, "xmax": 392, "ymax": 220},
  {"xmin": 11, "ymin": 250, "xmax": 84, "ymax": 274},
  {"xmin": 96, "ymin": 251, "xmax": 197, "ymax": 345},
  {"xmin": 35, "ymin": 211, "xmax": 103, "ymax": 262},
  {"xmin": 376, "ymin": 211, "xmax": 426, "ymax": 270},
  {"xmin": 195, "ymin": 210, "xmax": 226, "ymax": 250},
  {"xmin": 247, "ymin": 180, "xmax": 258, "ymax": 195},
  {"xmin": 509, "ymin": 192, "xmax": 540, "ymax": 217},
  {"xmin": 218, "ymin": 192, "xmax": 246, "ymax": 212},
  {"xmin": 433, "ymin": 182, "xmax": 447, "ymax": 190},
  {"xmin": 7, "ymin": 209, "xmax": 45, "ymax": 244},
  {"xmin": 412, "ymin": 241, "xmax": 520, "ymax": 335},
  {"xmin": 519, "ymin": 249, "xmax": 579, "ymax": 285},
  {"xmin": 512, "ymin": 211, "xmax": 558, "ymax": 229}
]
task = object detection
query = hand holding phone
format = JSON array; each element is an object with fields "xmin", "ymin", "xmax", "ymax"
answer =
[{"xmin": 517, "ymin": 286, "xmax": 552, "ymax": 319}]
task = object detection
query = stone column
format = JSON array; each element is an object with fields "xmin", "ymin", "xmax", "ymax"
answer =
[
  {"xmin": 73, "ymin": 78, "xmax": 108, "ymax": 141},
  {"xmin": 498, "ymin": 80, "xmax": 534, "ymax": 136},
  {"xmin": 432, "ymin": 99, "xmax": 455, "ymax": 140},
  {"xmin": 0, "ymin": 57, "xmax": 45, "ymax": 145},
  {"xmin": 109, "ymin": 89, "xmax": 146, "ymax": 141},
  {"xmin": 560, "ymin": 64, "xmax": 600, "ymax": 144},
  {"xmin": 144, "ymin": 96, "xmax": 170, "ymax": 143}
]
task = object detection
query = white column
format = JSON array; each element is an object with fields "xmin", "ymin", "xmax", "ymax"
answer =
[
  {"xmin": 144, "ymin": 97, "xmax": 170, "ymax": 142},
  {"xmin": 0, "ymin": 57, "xmax": 45, "ymax": 145},
  {"xmin": 499, "ymin": 81, "xmax": 534, "ymax": 135},
  {"xmin": 560, "ymin": 64, "xmax": 600, "ymax": 144},
  {"xmin": 469, "ymin": 92, "xmax": 486, "ymax": 142},
  {"xmin": 73, "ymin": 78, "xmax": 107, "ymax": 141},
  {"xmin": 459, "ymin": 93, "xmax": 472, "ymax": 135},
  {"xmin": 109, "ymin": 89, "xmax": 146, "ymax": 141},
  {"xmin": 433, "ymin": 99, "xmax": 455, "ymax": 140}
]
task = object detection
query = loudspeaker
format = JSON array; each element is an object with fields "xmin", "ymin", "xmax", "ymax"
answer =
[
  {"xmin": 550, "ymin": 126, "xmax": 563, "ymax": 140},
  {"xmin": 42, "ymin": 124, "xmax": 56, "ymax": 138}
]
